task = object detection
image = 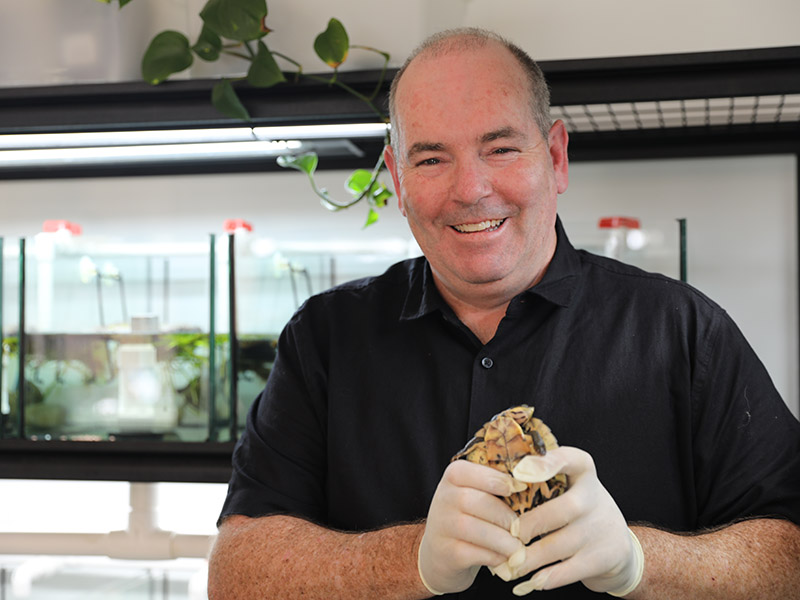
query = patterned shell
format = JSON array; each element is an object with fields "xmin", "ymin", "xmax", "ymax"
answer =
[{"xmin": 452, "ymin": 405, "xmax": 568, "ymax": 514}]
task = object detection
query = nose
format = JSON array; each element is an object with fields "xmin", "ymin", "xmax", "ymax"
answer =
[{"xmin": 451, "ymin": 157, "xmax": 491, "ymax": 205}]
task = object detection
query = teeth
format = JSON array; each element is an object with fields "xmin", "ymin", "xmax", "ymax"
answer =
[{"xmin": 453, "ymin": 219, "xmax": 504, "ymax": 233}]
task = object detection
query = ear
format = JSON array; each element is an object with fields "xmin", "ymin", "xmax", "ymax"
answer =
[
  {"xmin": 548, "ymin": 120, "xmax": 569, "ymax": 194},
  {"xmin": 383, "ymin": 144, "xmax": 406, "ymax": 216}
]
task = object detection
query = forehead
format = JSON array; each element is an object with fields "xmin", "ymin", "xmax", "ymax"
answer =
[
  {"xmin": 393, "ymin": 42, "xmax": 534, "ymax": 148},
  {"xmin": 399, "ymin": 38, "xmax": 525, "ymax": 91}
]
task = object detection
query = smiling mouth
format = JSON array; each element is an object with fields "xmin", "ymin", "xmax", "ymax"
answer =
[{"xmin": 452, "ymin": 218, "xmax": 506, "ymax": 233}]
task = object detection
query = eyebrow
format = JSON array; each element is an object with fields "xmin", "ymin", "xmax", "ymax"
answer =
[
  {"xmin": 406, "ymin": 141, "xmax": 445, "ymax": 160},
  {"xmin": 405, "ymin": 127, "xmax": 527, "ymax": 161},
  {"xmin": 480, "ymin": 126, "xmax": 525, "ymax": 143}
]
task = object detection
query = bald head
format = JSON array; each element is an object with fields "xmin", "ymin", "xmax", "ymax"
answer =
[{"xmin": 388, "ymin": 28, "xmax": 552, "ymax": 150}]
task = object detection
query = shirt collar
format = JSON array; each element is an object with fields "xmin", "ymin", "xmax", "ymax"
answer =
[
  {"xmin": 399, "ymin": 257, "xmax": 446, "ymax": 321},
  {"xmin": 399, "ymin": 215, "xmax": 580, "ymax": 321},
  {"xmin": 523, "ymin": 215, "xmax": 580, "ymax": 308}
]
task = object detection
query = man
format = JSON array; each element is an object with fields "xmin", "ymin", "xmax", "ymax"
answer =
[{"xmin": 208, "ymin": 29, "xmax": 800, "ymax": 598}]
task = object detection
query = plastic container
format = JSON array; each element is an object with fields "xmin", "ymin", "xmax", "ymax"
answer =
[{"xmin": 598, "ymin": 216, "xmax": 643, "ymax": 260}]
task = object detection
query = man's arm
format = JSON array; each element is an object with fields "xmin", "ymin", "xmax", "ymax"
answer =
[
  {"xmin": 629, "ymin": 518, "xmax": 800, "ymax": 599},
  {"xmin": 207, "ymin": 514, "xmax": 430, "ymax": 600},
  {"xmin": 208, "ymin": 461, "xmax": 526, "ymax": 599}
]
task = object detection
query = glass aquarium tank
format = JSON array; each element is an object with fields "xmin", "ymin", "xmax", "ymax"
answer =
[
  {"xmin": 0, "ymin": 221, "xmax": 417, "ymax": 443},
  {"xmin": 1, "ymin": 216, "xmax": 684, "ymax": 443},
  {"xmin": 2, "ymin": 223, "xmax": 220, "ymax": 442}
]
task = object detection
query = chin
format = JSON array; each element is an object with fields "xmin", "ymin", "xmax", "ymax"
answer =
[{"xmin": 460, "ymin": 268, "xmax": 510, "ymax": 286}]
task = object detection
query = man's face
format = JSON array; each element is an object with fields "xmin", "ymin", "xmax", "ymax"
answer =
[{"xmin": 384, "ymin": 42, "xmax": 569, "ymax": 305}]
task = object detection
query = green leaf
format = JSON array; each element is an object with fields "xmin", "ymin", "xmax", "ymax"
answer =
[
  {"xmin": 200, "ymin": 0, "xmax": 268, "ymax": 42},
  {"xmin": 346, "ymin": 169, "xmax": 392, "ymax": 206},
  {"xmin": 345, "ymin": 169, "xmax": 372, "ymax": 196},
  {"xmin": 373, "ymin": 187, "xmax": 392, "ymax": 207},
  {"xmin": 314, "ymin": 18, "xmax": 349, "ymax": 68},
  {"xmin": 211, "ymin": 80, "xmax": 250, "ymax": 120},
  {"xmin": 141, "ymin": 31, "xmax": 193, "ymax": 85},
  {"xmin": 277, "ymin": 153, "xmax": 318, "ymax": 176},
  {"xmin": 192, "ymin": 24, "xmax": 222, "ymax": 62},
  {"xmin": 247, "ymin": 42, "xmax": 286, "ymax": 88},
  {"xmin": 363, "ymin": 208, "xmax": 380, "ymax": 228}
]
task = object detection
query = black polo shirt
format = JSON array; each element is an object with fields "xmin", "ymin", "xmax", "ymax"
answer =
[{"xmin": 220, "ymin": 218, "xmax": 800, "ymax": 599}]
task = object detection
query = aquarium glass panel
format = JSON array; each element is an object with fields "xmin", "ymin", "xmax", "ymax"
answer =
[
  {"xmin": 1, "ymin": 238, "xmax": 22, "ymax": 439},
  {"xmin": 20, "ymin": 232, "xmax": 217, "ymax": 441}
]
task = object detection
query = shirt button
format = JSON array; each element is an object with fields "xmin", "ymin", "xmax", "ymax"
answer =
[{"xmin": 481, "ymin": 357, "xmax": 494, "ymax": 369}]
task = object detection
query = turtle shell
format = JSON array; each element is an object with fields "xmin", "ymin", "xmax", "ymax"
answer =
[{"xmin": 452, "ymin": 405, "xmax": 568, "ymax": 514}]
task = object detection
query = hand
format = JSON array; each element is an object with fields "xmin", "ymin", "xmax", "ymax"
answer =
[
  {"xmin": 417, "ymin": 460, "xmax": 528, "ymax": 595},
  {"xmin": 503, "ymin": 447, "xmax": 644, "ymax": 596}
]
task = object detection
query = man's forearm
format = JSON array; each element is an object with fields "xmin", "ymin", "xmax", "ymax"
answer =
[
  {"xmin": 628, "ymin": 518, "xmax": 800, "ymax": 599},
  {"xmin": 208, "ymin": 514, "xmax": 431, "ymax": 600}
]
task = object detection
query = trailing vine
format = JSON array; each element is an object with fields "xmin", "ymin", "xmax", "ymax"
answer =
[{"xmin": 102, "ymin": 0, "xmax": 393, "ymax": 226}]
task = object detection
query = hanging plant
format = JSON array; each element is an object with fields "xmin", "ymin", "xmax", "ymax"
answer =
[{"xmin": 101, "ymin": 0, "xmax": 392, "ymax": 227}]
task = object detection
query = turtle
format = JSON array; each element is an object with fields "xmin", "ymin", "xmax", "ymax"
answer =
[{"xmin": 451, "ymin": 405, "xmax": 568, "ymax": 515}]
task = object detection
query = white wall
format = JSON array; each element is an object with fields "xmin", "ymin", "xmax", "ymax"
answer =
[
  {"xmin": 462, "ymin": 0, "xmax": 800, "ymax": 61},
  {"xmin": 0, "ymin": 170, "xmax": 413, "ymax": 245},
  {"xmin": 2, "ymin": 0, "xmax": 799, "ymax": 86},
  {"xmin": 264, "ymin": 0, "xmax": 800, "ymax": 65}
]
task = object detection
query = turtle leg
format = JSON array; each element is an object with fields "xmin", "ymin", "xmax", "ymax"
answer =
[{"xmin": 530, "ymin": 430, "xmax": 547, "ymax": 456}]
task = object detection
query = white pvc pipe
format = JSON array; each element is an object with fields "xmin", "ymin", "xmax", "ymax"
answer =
[{"xmin": 0, "ymin": 483, "xmax": 215, "ymax": 560}]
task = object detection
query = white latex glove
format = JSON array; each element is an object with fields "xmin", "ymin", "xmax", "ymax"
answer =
[
  {"xmin": 501, "ymin": 447, "xmax": 644, "ymax": 597},
  {"xmin": 417, "ymin": 460, "xmax": 529, "ymax": 595}
]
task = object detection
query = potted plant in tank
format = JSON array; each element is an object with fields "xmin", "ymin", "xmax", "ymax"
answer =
[{"xmin": 100, "ymin": 0, "xmax": 394, "ymax": 227}]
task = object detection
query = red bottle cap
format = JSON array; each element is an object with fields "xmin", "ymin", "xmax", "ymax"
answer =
[
  {"xmin": 42, "ymin": 220, "xmax": 82, "ymax": 235},
  {"xmin": 598, "ymin": 216, "xmax": 640, "ymax": 229},
  {"xmin": 223, "ymin": 219, "xmax": 253, "ymax": 232}
]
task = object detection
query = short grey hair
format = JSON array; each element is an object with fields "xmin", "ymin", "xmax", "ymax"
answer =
[{"xmin": 388, "ymin": 28, "xmax": 552, "ymax": 150}]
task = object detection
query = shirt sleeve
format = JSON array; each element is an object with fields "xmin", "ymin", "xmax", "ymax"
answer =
[
  {"xmin": 691, "ymin": 307, "xmax": 800, "ymax": 527},
  {"xmin": 217, "ymin": 304, "xmax": 330, "ymax": 525}
]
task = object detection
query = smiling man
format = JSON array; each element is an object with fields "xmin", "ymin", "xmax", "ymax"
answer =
[
  {"xmin": 209, "ymin": 29, "xmax": 800, "ymax": 599},
  {"xmin": 383, "ymin": 37, "xmax": 568, "ymax": 344}
]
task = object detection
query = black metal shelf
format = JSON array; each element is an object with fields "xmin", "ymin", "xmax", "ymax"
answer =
[
  {"xmin": 0, "ymin": 439, "xmax": 235, "ymax": 483},
  {"xmin": 0, "ymin": 69, "xmax": 388, "ymax": 134},
  {"xmin": 543, "ymin": 45, "xmax": 800, "ymax": 105}
]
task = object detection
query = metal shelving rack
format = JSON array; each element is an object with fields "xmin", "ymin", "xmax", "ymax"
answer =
[{"xmin": 0, "ymin": 46, "xmax": 798, "ymax": 482}]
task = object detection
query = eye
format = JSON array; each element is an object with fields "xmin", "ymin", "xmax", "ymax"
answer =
[
  {"xmin": 491, "ymin": 147, "xmax": 517, "ymax": 155},
  {"xmin": 416, "ymin": 157, "xmax": 441, "ymax": 166}
]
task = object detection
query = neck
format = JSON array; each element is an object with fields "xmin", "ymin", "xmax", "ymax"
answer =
[
  {"xmin": 445, "ymin": 296, "xmax": 509, "ymax": 345},
  {"xmin": 434, "ymin": 275, "xmax": 537, "ymax": 345},
  {"xmin": 431, "ymin": 229, "xmax": 558, "ymax": 344}
]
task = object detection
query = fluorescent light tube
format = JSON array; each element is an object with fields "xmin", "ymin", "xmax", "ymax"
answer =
[
  {"xmin": 0, "ymin": 123, "xmax": 386, "ymax": 169},
  {"xmin": 0, "ymin": 140, "xmax": 302, "ymax": 168},
  {"xmin": 253, "ymin": 123, "xmax": 389, "ymax": 140}
]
